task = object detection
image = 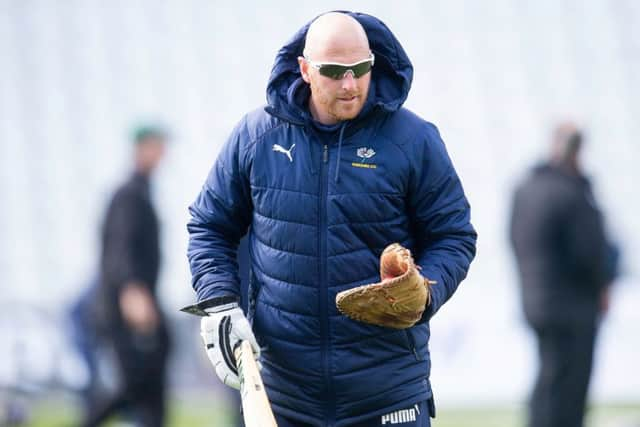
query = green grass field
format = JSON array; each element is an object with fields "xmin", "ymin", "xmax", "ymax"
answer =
[
  {"xmin": 23, "ymin": 395, "xmax": 640, "ymax": 427},
  {"xmin": 12, "ymin": 394, "xmax": 237, "ymax": 427}
]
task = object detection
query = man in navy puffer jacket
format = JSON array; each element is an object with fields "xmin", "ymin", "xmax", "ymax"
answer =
[{"xmin": 188, "ymin": 11, "xmax": 477, "ymax": 427}]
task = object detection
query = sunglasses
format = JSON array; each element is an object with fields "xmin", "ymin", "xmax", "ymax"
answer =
[{"xmin": 305, "ymin": 53, "xmax": 375, "ymax": 80}]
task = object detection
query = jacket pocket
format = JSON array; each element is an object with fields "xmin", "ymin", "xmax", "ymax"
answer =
[
  {"xmin": 247, "ymin": 270, "xmax": 267, "ymax": 349},
  {"xmin": 404, "ymin": 329, "xmax": 422, "ymax": 361},
  {"xmin": 247, "ymin": 268, "xmax": 261, "ymax": 324}
]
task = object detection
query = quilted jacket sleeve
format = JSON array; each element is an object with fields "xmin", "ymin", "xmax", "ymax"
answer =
[
  {"xmin": 187, "ymin": 116, "xmax": 253, "ymax": 302},
  {"xmin": 408, "ymin": 123, "xmax": 477, "ymax": 320}
]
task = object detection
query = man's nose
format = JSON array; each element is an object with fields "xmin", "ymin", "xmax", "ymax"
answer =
[{"xmin": 341, "ymin": 71, "xmax": 357, "ymax": 90}]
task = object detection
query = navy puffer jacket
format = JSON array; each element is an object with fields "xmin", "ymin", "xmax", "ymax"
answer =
[{"xmin": 188, "ymin": 11, "xmax": 477, "ymax": 426}]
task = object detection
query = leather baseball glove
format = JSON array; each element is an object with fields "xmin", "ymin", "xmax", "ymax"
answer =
[{"xmin": 335, "ymin": 243, "xmax": 436, "ymax": 329}]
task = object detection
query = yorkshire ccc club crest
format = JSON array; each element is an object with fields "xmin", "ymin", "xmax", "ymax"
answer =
[{"xmin": 353, "ymin": 147, "xmax": 377, "ymax": 169}]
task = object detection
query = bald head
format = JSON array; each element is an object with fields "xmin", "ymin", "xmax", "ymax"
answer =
[
  {"xmin": 298, "ymin": 12, "xmax": 373, "ymax": 124},
  {"xmin": 304, "ymin": 12, "xmax": 370, "ymax": 62},
  {"xmin": 550, "ymin": 121, "xmax": 583, "ymax": 173}
]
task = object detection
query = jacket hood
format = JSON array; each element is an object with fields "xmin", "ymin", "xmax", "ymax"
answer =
[{"xmin": 265, "ymin": 11, "xmax": 413, "ymax": 124}]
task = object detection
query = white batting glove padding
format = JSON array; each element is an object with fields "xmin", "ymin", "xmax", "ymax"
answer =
[{"xmin": 200, "ymin": 303, "xmax": 261, "ymax": 389}]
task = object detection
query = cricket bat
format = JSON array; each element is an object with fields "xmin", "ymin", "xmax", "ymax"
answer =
[{"xmin": 234, "ymin": 340, "xmax": 278, "ymax": 427}]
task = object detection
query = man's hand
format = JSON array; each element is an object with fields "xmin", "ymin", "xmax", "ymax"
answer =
[
  {"xmin": 119, "ymin": 282, "xmax": 158, "ymax": 334},
  {"xmin": 201, "ymin": 302, "xmax": 260, "ymax": 389}
]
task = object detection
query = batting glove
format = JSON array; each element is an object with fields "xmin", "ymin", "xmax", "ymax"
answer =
[{"xmin": 201, "ymin": 301, "xmax": 261, "ymax": 389}]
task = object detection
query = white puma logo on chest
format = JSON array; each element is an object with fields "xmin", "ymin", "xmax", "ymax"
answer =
[{"xmin": 272, "ymin": 143, "xmax": 295, "ymax": 162}]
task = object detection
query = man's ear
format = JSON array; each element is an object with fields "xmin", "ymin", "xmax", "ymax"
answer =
[{"xmin": 298, "ymin": 56, "xmax": 311, "ymax": 84}]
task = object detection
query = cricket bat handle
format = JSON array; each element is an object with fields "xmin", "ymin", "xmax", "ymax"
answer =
[{"xmin": 234, "ymin": 340, "xmax": 278, "ymax": 427}]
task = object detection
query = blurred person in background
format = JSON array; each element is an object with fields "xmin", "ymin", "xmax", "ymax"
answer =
[
  {"xmin": 81, "ymin": 125, "xmax": 172, "ymax": 427},
  {"xmin": 509, "ymin": 122, "xmax": 619, "ymax": 427},
  {"xmin": 68, "ymin": 275, "xmax": 105, "ymax": 419},
  {"xmin": 187, "ymin": 11, "xmax": 476, "ymax": 427}
]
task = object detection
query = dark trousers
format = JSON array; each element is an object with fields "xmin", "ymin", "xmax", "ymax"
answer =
[
  {"xmin": 528, "ymin": 321, "xmax": 597, "ymax": 427},
  {"xmin": 81, "ymin": 324, "xmax": 170, "ymax": 427},
  {"xmin": 275, "ymin": 400, "xmax": 431, "ymax": 427}
]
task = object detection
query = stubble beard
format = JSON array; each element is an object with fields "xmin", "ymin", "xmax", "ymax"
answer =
[
  {"xmin": 309, "ymin": 79, "xmax": 367, "ymax": 124},
  {"xmin": 328, "ymin": 90, "xmax": 368, "ymax": 122}
]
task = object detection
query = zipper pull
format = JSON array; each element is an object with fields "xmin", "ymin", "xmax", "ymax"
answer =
[{"xmin": 323, "ymin": 145, "xmax": 328, "ymax": 163}]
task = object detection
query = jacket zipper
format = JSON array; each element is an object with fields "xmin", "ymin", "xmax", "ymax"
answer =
[{"xmin": 319, "ymin": 143, "xmax": 334, "ymax": 425}]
